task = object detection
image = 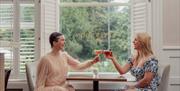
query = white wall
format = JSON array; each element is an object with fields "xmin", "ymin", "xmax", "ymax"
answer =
[
  {"xmin": 163, "ymin": 0, "xmax": 180, "ymax": 46},
  {"xmin": 162, "ymin": 0, "xmax": 180, "ymax": 90}
]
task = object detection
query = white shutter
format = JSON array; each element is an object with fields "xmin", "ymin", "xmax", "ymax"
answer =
[
  {"xmin": 19, "ymin": 4, "xmax": 35, "ymax": 73},
  {"xmin": 131, "ymin": 0, "xmax": 151, "ymax": 34},
  {"xmin": 0, "ymin": 3, "xmax": 14, "ymax": 70},
  {"xmin": 36, "ymin": 0, "xmax": 59, "ymax": 56}
]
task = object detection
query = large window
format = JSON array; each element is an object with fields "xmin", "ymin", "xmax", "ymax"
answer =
[
  {"xmin": 0, "ymin": 2, "xmax": 35, "ymax": 78},
  {"xmin": 60, "ymin": 0, "xmax": 131, "ymax": 72},
  {"xmin": 0, "ymin": 0, "xmax": 150, "ymax": 79}
]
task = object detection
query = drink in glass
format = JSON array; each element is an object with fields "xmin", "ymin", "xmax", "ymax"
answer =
[
  {"xmin": 94, "ymin": 50, "xmax": 103, "ymax": 55},
  {"xmin": 103, "ymin": 50, "xmax": 112, "ymax": 57},
  {"xmin": 94, "ymin": 50, "xmax": 105, "ymax": 61}
]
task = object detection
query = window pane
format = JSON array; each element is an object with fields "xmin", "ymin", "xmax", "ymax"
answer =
[
  {"xmin": 0, "ymin": 47, "xmax": 13, "ymax": 69},
  {"xmin": 109, "ymin": 6, "xmax": 131, "ymax": 65},
  {"xmin": 20, "ymin": 4, "xmax": 35, "ymax": 73},
  {"xmin": 60, "ymin": 5, "xmax": 131, "ymax": 72},
  {"xmin": 20, "ymin": 4, "xmax": 34, "ymax": 22},
  {"xmin": 61, "ymin": 7, "xmax": 108, "ymax": 59},
  {"xmin": 0, "ymin": 4, "xmax": 14, "ymax": 69},
  {"xmin": 0, "ymin": 4, "xmax": 13, "ymax": 28}
]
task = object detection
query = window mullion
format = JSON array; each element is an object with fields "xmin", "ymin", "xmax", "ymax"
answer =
[
  {"xmin": 107, "ymin": 3, "xmax": 110, "ymax": 49},
  {"xmin": 34, "ymin": 0, "xmax": 41, "ymax": 61},
  {"xmin": 12, "ymin": 0, "xmax": 20, "ymax": 79}
]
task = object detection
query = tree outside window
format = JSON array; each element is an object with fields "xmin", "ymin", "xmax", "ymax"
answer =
[{"xmin": 60, "ymin": 0, "xmax": 131, "ymax": 72}]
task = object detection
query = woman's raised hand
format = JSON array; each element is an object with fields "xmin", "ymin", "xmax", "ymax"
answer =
[{"xmin": 92, "ymin": 55, "xmax": 100, "ymax": 64}]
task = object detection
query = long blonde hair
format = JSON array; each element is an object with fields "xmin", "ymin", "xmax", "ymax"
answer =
[{"xmin": 134, "ymin": 32, "xmax": 153, "ymax": 60}]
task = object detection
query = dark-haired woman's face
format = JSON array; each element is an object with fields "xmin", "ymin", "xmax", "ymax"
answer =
[{"xmin": 54, "ymin": 35, "xmax": 65, "ymax": 50}]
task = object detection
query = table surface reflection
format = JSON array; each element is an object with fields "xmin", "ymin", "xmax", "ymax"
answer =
[
  {"xmin": 66, "ymin": 73, "xmax": 135, "ymax": 91},
  {"xmin": 67, "ymin": 73, "xmax": 127, "ymax": 81}
]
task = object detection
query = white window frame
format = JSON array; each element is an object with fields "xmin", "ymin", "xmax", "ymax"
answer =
[
  {"xmin": 0, "ymin": 0, "xmax": 37, "ymax": 79},
  {"xmin": 59, "ymin": 0, "xmax": 154, "ymax": 73}
]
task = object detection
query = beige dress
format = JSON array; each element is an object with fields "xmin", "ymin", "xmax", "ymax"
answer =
[{"xmin": 34, "ymin": 51, "xmax": 92, "ymax": 91}]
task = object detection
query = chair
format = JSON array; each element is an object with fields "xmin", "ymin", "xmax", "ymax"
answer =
[
  {"xmin": 5, "ymin": 69, "xmax": 11, "ymax": 91},
  {"xmin": 25, "ymin": 61, "xmax": 38, "ymax": 91},
  {"xmin": 157, "ymin": 64, "xmax": 170, "ymax": 91}
]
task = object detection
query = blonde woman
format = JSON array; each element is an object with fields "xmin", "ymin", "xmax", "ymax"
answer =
[{"xmin": 105, "ymin": 32, "xmax": 160, "ymax": 91}]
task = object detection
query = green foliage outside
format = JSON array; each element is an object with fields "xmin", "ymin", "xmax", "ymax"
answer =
[{"xmin": 60, "ymin": 1, "xmax": 131, "ymax": 72}]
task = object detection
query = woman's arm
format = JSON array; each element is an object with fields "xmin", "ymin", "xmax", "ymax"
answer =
[
  {"xmin": 104, "ymin": 52, "xmax": 133, "ymax": 75},
  {"xmin": 111, "ymin": 57, "xmax": 131, "ymax": 75},
  {"xmin": 135, "ymin": 72, "xmax": 154, "ymax": 88},
  {"xmin": 65, "ymin": 52, "xmax": 99, "ymax": 70}
]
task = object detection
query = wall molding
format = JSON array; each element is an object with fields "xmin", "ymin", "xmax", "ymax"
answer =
[
  {"xmin": 169, "ymin": 76, "xmax": 180, "ymax": 85},
  {"xmin": 163, "ymin": 46, "xmax": 180, "ymax": 50},
  {"xmin": 169, "ymin": 56, "xmax": 180, "ymax": 59}
]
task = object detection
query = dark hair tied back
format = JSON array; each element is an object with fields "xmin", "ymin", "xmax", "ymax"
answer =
[{"xmin": 49, "ymin": 32, "xmax": 63, "ymax": 48}]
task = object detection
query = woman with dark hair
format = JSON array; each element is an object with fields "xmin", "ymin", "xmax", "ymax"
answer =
[{"xmin": 34, "ymin": 32, "xmax": 100, "ymax": 91}]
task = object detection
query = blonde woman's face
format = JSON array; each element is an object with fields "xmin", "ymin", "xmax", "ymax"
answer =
[{"xmin": 133, "ymin": 37, "xmax": 141, "ymax": 50}]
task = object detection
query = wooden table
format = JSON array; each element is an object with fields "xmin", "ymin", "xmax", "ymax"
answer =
[{"xmin": 67, "ymin": 74, "xmax": 127, "ymax": 91}]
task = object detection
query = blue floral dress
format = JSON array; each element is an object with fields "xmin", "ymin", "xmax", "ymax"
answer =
[{"xmin": 128, "ymin": 57, "xmax": 160, "ymax": 91}]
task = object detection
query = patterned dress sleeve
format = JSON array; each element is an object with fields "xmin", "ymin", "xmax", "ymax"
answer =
[{"xmin": 144, "ymin": 58, "xmax": 158, "ymax": 73}]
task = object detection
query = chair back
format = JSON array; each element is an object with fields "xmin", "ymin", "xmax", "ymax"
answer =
[
  {"xmin": 5, "ymin": 69, "xmax": 11, "ymax": 91},
  {"xmin": 157, "ymin": 64, "xmax": 170, "ymax": 91},
  {"xmin": 25, "ymin": 61, "xmax": 38, "ymax": 91}
]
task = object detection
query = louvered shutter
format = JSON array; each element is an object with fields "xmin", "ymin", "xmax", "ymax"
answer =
[
  {"xmin": 131, "ymin": 0, "xmax": 151, "ymax": 34},
  {"xmin": 0, "ymin": 3, "xmax": 14, "ymax": 71},
  {"xmin": 1, "ymin": 0, "xmax": 36, "ymax": 75},
  {"xmin": 37, "ymin": 0, "xmax": 59, "ymax": 56},
  {"xmin": 19, "ymin": 4, "xmax": 35, "ymax": 73}
]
